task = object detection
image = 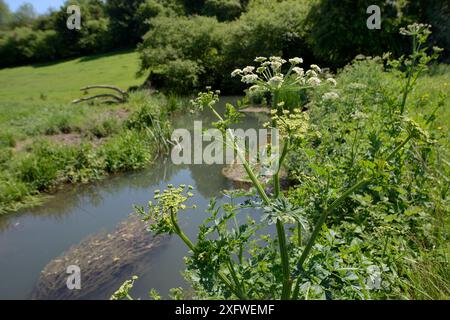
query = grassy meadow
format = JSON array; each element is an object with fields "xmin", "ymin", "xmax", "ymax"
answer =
[
  {"xmin": 0, "ymin": 50, "xmax": 145, "ymax": 103},
  {"xmin": 0, "ymin": 50, "xmax": 180, "ymax": 214},
  {"xmin": 0, "ymin": 50, "xmax": 149, "ymax": 142}
]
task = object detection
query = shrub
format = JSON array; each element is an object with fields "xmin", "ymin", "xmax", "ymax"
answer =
[
  {"xmin": 101, "ymin": 130, "xmax": 153, "ymax": 172},
  {"xmin": 203, "ymin": 0, "xmax": 244, "ymax": 21},
  {"xmin": 90, "ymin": 118, "xmax": 121, "ymax": 138},
  {"xmin": 138, "ymin": 15, "xmax": 225, "ymax": 93},
  {"xmin": 0, "ymin": 28, "xmax": 58, "ymax": 67},
  {"xmin": 304, "ymin": 0, "xmax": 450, "ymax": 67},
  {"xmin": 220, "ymin": 0, "xmax": 314, "ymax": 92},
  {"xmin": 16, "ymin": 143, "xmax": 66, "ymax": 191}
]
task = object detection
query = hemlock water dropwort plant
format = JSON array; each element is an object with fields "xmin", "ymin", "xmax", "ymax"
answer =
[{"xmin": 124, "ymin": 50, "xmax": 431, "ymax": 300}]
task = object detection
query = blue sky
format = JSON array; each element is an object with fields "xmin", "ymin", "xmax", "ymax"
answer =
[{"xmin": 5, "ymin": 0, "xmax": 67, "ymax": 14}]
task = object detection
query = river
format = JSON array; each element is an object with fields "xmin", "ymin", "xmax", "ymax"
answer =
[{"xmin": 0, "ymin": 97, "xmax": 267, "ymax": 299}]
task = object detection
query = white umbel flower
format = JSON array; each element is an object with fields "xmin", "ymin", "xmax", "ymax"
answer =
[
  {"xmin": 268, "ymin": 76, "xmax": 284, "ymax": 88},
  {"xmin": 231, "ymin": 69, "xmax": 242, "ymax": 77},
  {"xmin": 242, "ymin": 74, "xmax": 259, "ymax": 84},
  {"xmin": 322, "ymin": 92, "xmax": 339, "ymax": 101},
  {"xmin": 310, "ymin": 64, "xmax": 322, "ymax": 73},
  {"xmin": 289, "ymin": 57, "xmax": 303, "ymax": 65},
  {"xmin": 326, "ymin": 78, "xmax": 337, "ymax": 86},
  {"xmin": 292, "ymin": 67, "xmax": 304, "ymax": 76},
  {"xmin": 271, "ymin": 61, "xmax": 282, "ymax": 71},
  {"xmin": 243, "ymin": 66, "xmax": 255, "ymax": 74},
  {"xmin": 255, "ymin": 57, "xmax": 267, "ymax": 63},
  {"xmin": 306, "ymin": 70, "xmax": 318, "ymax": 77},
  {"xmin": 307, "ymin": 77, "xmax": 321, "ymax": 86}
]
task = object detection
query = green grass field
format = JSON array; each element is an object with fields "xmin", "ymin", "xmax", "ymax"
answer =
[
  {"xmin": 0, "ymin": 50, "xmax": 146, "ymax": 104},
  {"xmin": 0, "ymin": 50, "xmax": 148, "ymax": 142}
]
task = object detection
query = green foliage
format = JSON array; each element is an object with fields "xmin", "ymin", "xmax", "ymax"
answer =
[
  {"xmin": 9, "ymin": 3, "xmax": 36, "ymax": 28},
  {"xmin": 101, "ymin": 130, "xmax": 152, "ymax": 172},
  {"xmin": 138, "ymin": 0, "xmax": 314, "ymax": 93},
  {"xmin": 16, "ymin": 142, "xmax": 67, "ymax": 192},
  {"xmin": 0, "ymin": 27, "xmax": 58, "ymax": 67},
  {"xmin": 139, "ymin": 15, "xmax": 224, "ymax": 93},
  {"xmin": 133, "ymin": 25, "xmax": 448, "ymax": 299},
  {"xmin": 90, "ymin": 118, "xmax": 121, "ymax": 138},
  {"xmin": 0, "ymin": 133, "xmax": 15, "ymax": 148},
  {"xmin": 305, "ymin": 0, "xmax": 450, "ymax": 68},
  {"xmin": 110, "ymin": 276, "xmax": 138, "ymax": 300},
  {"xmin": 223, "ymin": 0, "xmax": 313, "ymax": 70},
  {"xmin": 0, "ymin": 0, "xmax": 11, "ymax": 29},
  {"xmin": 203, "ymin": 0, "xmax": 244, "ymax": 21},
  {"xmin": 106, "ymin": 0, "xmax": 147, "ymax": 46}
]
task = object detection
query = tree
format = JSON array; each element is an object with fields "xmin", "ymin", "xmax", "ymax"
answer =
[
  {"xmin": 10, "ymin": 2, "xmax": 37, "ymax": 28},
  {"xmin": 0, "ymin": 0, "xmax": 11, "ymax": 29},
  {"xmin": 183, "ymin": 0, "xmax": 247, "ymax": 21},
  {"xmin": 106, "ymin": 0, "xmax": 147, "ymax": 46}
]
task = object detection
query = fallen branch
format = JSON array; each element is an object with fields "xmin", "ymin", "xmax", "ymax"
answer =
[
  {"xmin": 72, "ymin": 93, "xmax": 124, "ymax": 104},
  {"xmin": 80, "ymin": 85, "xmax": 128, "ymax": 96},
  {"xmin": 72, "ymin": 84, "xmax": 128, "ymax": 105}
]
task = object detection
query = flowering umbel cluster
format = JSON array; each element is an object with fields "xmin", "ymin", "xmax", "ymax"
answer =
[
  {"xmin": 136, "ymin": 184, "xmax": 196, "ymax": 235},
  {"xmin": 399, "ymin": 23, "xmax": 431, "ymax": 37},
  {"xmin": 231, "ymin": 56, "xmax": 337, "ymax": 94},
  {"xmin": 267, "ymin": 108, "xmax": 310, "ymax": 141}
]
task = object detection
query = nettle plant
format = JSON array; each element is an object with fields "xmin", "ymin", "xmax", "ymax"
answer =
[{"xmin": 119, "ymin": 49, "xmax": 434, "ymax": 300}]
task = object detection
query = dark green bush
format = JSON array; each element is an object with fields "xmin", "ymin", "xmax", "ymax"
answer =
[
  {"xmin": 203, "ymin": 0, "xmax": 243, "ymax": 21},
  {"xmin": 16, "ymin": 143, "xmax": 65, "ymax": 191},
  {"xmin": 305, "ymin": 0, "xmax": 450, "ymax": 67},
  {"xmin": 101, "ymin": 130, "xmax": 152, "ymax": 172},
  {"xmin": 0, "ymin": 28, "xmax": 58, "ymax": 67},
  {"xmin": 90, "ymin": 118, "xmax": 121, "ymax": 138},
  {"xmin": 138, "ymin": 15, "xmax": 224, "ymax": 93},
  {"xmin": 220, "ymin": 0, "xmax": 314, "ymax": 92}
]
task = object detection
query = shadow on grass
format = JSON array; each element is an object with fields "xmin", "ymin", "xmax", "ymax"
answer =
[
  {"xmin": 30, "ymin": 48, "xmax": 136, "ymax": 69},
  {"xmin": 77, "ymin": 48, "xmax": 135, "ymax": 63}
]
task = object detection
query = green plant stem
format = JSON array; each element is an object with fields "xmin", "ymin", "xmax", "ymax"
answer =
[
  {"xmin": 220, "ymin": 104, "xmax": 293, "ymax": 300},
  {"xmin": 291, "ymin": 133, "xmax": 414, "ymax": 299},
  {"xmin": 217, "ymin": 272, "xmax": 247, "ymax": 300},
  {"xmin": 227, "ymin": 258, "xmax": 247, "ymax": 299},
  {"xmin": 273, "ymin": 139, "xmax": 290, "ymax": 198},
  {"xmin": 235, "ymin": 132, "xmax": 292, "ymax": 299},
  {"xmin": 277, "ymin": 220, "xmax": 292, "ymax": 299},
  {"xmin": 170, "ymin": 208, "xmax": 196, "ymax": 252},
  {"xmin": 231, "ymin": 130, "xmax": 271, "ymax": 205},
  {"xmin": 297, "ymin": 222, "xmax": 302, "ymax": 247},
  {"xmin": 303, "ymin": 179, "xmax": 369, "ymax": 267},
  {"xmin": 170, "ymin": 208, "xmax": 247, "ymax": 299},
  {"xmin": 400, "ymin": 34, "xmax": 417, "ymax": 114},
  {"xmin": 400, "ymin": 72, "xmax": 412, "ymax": 115},
  {"xmin": 386, "ymin": 134, "xmax": 412, "ymax": 161}
]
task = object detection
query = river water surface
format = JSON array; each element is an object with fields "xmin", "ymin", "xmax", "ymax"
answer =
[{"xmin": 0, "ymin": 97, "xmax": 267, "ymax": 299}]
